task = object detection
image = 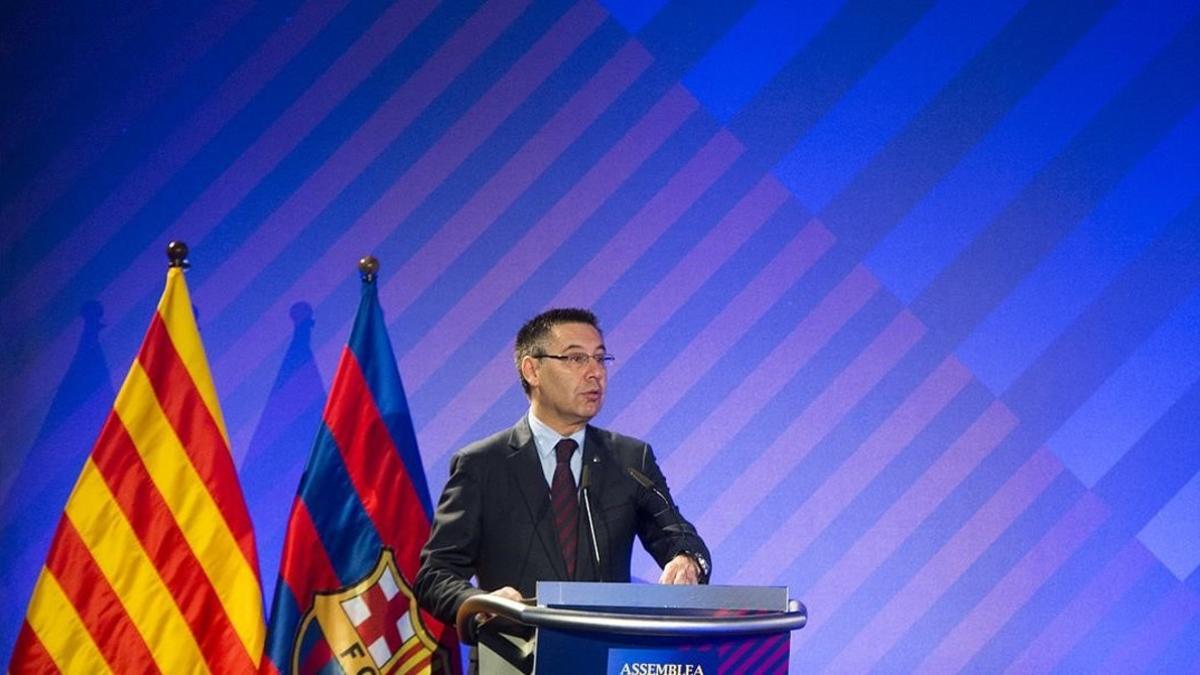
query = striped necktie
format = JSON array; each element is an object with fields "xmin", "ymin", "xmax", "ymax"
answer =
[{"xmin": 550, "ymin": 438, "xmax": 579, "ymax": 578}]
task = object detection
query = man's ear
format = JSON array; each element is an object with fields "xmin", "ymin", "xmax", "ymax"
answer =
[{"xmin": 520, "ymin": 356, "xmax": 539, "ymax": 390}]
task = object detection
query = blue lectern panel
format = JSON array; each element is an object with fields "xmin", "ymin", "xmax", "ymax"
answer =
[{"xmin": 534, "ymin": 583, "xmax": 792, "ymax": 674}]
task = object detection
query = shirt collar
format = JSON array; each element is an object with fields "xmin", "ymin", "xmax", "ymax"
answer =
[{"xmin": 528, "ymin": 409, "xmax": 586, "ymax": 460}]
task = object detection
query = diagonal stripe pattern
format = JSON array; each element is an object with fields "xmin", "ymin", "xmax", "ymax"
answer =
[
  {"xmin": 9, "ymin": 265, "xmax": 265, "ymax": 673},
  {"xmin": 4, "ymin": 1, "xmax": 1200, "ymax": 671}
]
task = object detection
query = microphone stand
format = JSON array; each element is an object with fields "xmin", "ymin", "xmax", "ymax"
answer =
[{"xmin": 580, "ymin": 462, "xmax": 602, "ymax": 581}]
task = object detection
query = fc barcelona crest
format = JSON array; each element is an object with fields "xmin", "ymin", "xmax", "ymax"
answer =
[{"xmin": 292, "ymin": 548, "xmax": 450, "ymax": 674}]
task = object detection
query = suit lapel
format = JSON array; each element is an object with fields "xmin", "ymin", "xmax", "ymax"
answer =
[{"xmin": 506, "ymin": 417, "xmax": 570, "ymax": 580}]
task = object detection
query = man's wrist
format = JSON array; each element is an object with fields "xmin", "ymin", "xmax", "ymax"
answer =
[{"xmin": 680, "ymin": 550, "xmax": 710, "ymax": 580}]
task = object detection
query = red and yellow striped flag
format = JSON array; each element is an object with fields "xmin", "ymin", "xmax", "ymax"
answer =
[{"xmin": 9, "ymin": 259, "xmax": 265, "ymax": 673}]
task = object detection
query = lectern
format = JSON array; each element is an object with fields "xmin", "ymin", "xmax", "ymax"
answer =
[{"xmin": 458, "ymin": 583, "xmax": 807, "ymax": 674}]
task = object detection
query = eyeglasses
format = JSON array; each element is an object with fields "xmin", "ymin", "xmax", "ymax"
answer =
[{"xmin": 532, "ymin": 353, "xmax": 615, "ymax": 368}]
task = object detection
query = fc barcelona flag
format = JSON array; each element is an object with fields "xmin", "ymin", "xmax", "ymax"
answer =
[
  {"xmin": 9, "ymin": 243, "xmax": 266, "ymax": 672},
  {"xmin": 263, "ymin": 258, "xmax": 459, "ymax": 675}
]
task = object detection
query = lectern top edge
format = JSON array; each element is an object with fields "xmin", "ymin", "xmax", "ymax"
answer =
[{"xmin": 537, "ymin": 581, "xmax": 789, "ymax": 612}]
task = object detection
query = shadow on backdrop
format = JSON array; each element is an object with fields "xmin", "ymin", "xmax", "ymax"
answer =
[
  {"xmin": 0, "ymin": 301, "xmax": 115, "ymax": 660},
  {"xmin": 239, "ymin": 301, "xmax": 327, "ymax": 603}
]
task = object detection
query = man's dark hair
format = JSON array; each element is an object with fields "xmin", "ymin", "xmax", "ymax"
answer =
[{"xmin": 514, "ymin": 308, "xmax": 601, "ymax": 396}]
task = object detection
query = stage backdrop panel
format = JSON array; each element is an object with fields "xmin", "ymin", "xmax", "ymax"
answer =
[{"xmin": 2, "ymin": 0, "xmax": 1198, "ymax": 671}]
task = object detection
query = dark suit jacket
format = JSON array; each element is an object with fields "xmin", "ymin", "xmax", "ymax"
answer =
[{"xmin": 414, "ymin": 417, "xmax": 711, "ymax": 625}]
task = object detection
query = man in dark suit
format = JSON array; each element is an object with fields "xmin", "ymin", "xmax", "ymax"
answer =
[{"xmin": 414, "ymin": 308, "xmax": 710, "ymax": 630}]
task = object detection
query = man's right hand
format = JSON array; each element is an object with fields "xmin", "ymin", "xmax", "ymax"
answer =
[
  {"xmin": 477, "ymin": 586, "xmax": 523, "ymax": 621},
  {"xmin": 489, "ymin": 586, "xmax": 523, "ymax": 602}
]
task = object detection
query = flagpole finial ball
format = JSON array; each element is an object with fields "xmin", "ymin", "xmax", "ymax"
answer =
[
  {"xmin": 166, "ymin": 241, "xmax": 189, "ymax": 268},
  {"xmin": 358, "ymin": 255, "xmax": 380, "ymax": 282}
]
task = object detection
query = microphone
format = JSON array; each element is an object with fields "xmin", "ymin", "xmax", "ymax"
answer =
[
  {"xmin": 625, "ymin": 467, "xmax": 696, "ymax": 536},
  {"xmin": 626, "ymin": 466, "xmax": 709, "ymax": 580},
  {"xmin": 580, "ymin": 462, "xmax": 602, "ymax": 581}
]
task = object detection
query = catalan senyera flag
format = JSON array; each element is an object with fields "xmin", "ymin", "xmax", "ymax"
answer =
[
  {"xmin": 262, "ymin": 262, "xmax": 459, "ymax": 675},
  {"xmin": 9, "ymin": 256, "xmax": 266, "ymax": 673}
]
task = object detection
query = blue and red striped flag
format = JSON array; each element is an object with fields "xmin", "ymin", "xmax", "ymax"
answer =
[
  {"xmin": 263, "ymin": 262, "xmax": 459, "ymax": 675},
  {"xmin": 10, "ymin": 252, "xmax": 266, "ymax": 672}
]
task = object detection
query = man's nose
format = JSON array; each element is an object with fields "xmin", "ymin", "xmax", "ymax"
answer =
[{"xmin": 584, "ymin": 359, "xmax": 604, "ymax": 379}]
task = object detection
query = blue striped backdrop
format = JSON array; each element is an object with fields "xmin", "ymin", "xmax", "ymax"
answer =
[{"xmin": 2, "ymin": 0, "xmax": 1198, "ymax": 671}]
